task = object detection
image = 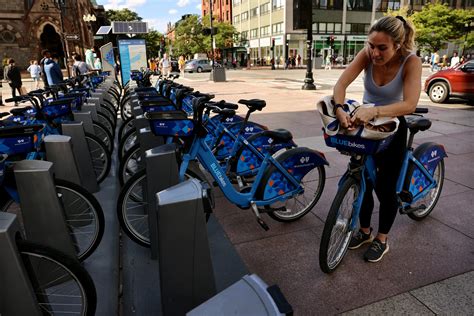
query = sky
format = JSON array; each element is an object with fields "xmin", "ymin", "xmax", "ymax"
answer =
[{"xmin": 96, "ymin": 0, "xmax": 202, "ymax": 33}]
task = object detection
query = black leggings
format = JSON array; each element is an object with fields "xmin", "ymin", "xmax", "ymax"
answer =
[
  {"xmin": 10, "ymin": 85, "xmax": 21, "ymax": 98},
  {"xmin": 359, "ymin": 117, "xmax": 407, "ymax": 234}
]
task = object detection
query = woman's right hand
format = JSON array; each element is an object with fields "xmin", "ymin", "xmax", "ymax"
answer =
[{"xmin": 335, "ymin": 107, "xmax": 353, "ymax": 129}]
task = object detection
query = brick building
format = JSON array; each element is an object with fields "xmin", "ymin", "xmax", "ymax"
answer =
[
  {"xmin": 202, "ymin": 0, "xmax": 232, "ymax": 23},
  {"xmin": 0, "ymin": 0, "xmax": 105, "ymax": 69}
]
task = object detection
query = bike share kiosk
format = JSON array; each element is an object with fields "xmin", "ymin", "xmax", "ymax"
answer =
[
  {"xmin": 0, "ymin": 212, "xmax": 41, "ymax": 316},
  {"xmin": 155, "ymin": 178, "xmax": 216, "ymax": 315},
  {"xmin": 14, "ymin": 160, "xmax": 77, "ymax": 259}
]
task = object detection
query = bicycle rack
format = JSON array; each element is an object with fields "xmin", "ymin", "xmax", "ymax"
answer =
[
  {"xmin": 61, "ymin": 121, "xmax": 100, "ymax": 193},
  {"xmin": 14, "ymin": 160, "xmax": 77, "ymax": 259},
  {"xmin": 73, "ymin": 111, "xmax": 95, "ymax": 135},
  {"xmin": 44, "ymin": 135, "xmax": 81, "ymax": 186},
  {"xmin": 87, "ymin": 97, "xmax": 101, "ymax": 110},
  {"xmin": 155, "ymin": 178, "xmax": 216, "ymax": 315},
  {"xmin": 81, "ymin": 103, "xmax": 99, "ymax": 121},
  {"xmin": 0, "ymin": 212, "xmax": 41, "ymax": 316},
  {"xmin": 144, "ymin": 143, "xmax": 178, "ymax": 259}
]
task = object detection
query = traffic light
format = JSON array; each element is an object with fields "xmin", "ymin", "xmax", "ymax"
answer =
[{"xmin": 330, "ymin": 36, "xmax": 335, "ymax": 47}]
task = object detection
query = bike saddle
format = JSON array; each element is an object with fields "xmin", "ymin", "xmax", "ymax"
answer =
[
  {"xmin": 209, "ymin": 100, "xmax": 239, "ymax": 110},
  {"xmin": 10, "ymin": 106, "xmax": 33, "ymax": 116},
  {"xmin": 238, "ymin": 99, "xmax": 266, "ymax": 111},
  {"xmin": 406, "ymin": 117, "xmax": 432, "ymax": 133},
  {"xmin": 260, "ymin": 129, "xmax": 293, "ymax": 143}
]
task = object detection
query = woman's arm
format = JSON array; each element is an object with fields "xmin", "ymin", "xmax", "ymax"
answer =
[
  {"xmin": 333, "ymin": 48, "xmax": 369, "ymax": 128},
  {"xmin": 351, "ymin": 55, "xmax": 422, "ymax": 125}
]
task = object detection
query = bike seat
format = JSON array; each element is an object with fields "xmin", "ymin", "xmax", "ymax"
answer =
[
  {"xmin": 238, "ymin": 99, "xmax": 266, "ymax": 111},
  {"xmin": 406, "ymin": 117, "xmax": 432, "ymax": 133},
  {"xmin": 261, "ymin": 129, "xmax": 293, "ymax": 143},
  {"xmin": 0, "ymin": 124, "xmax": 44, "ymax": 137},
  {"xmin": 10, "ymin": 106, "xmax": 33, "ymax": 116},
  {"xmin": 210, "ymin": 100, "xmax": 239, "ymax": 110}
]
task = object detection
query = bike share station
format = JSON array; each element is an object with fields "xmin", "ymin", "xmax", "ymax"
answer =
[{"xmin": 0, "ymin": 64, "xmax": 294, "ymax": 314}]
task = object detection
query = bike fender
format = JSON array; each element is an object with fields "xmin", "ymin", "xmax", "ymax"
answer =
[{"xmin": 260, "ymin": 147, "xmax": 326, "ymax": 201}]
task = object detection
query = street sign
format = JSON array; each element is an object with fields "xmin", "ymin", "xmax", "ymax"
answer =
[{"xmin": 65, "ymin": 34, "xmax": 80, "ymax": 41}]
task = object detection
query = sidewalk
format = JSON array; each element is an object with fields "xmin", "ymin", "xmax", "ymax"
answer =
[{"xmin": 173, "ymin": 74, "xmax": 473, "ymax": 314}]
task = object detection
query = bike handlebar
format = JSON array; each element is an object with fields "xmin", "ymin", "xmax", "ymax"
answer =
[{"xmin": 414, "ymin": 107, "xmax": 428, "ymax": 114}]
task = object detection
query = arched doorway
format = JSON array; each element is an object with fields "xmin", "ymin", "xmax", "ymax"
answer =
[{"xmin": 40, "ymin": 24, "xmax": 65, "ymax": 64}]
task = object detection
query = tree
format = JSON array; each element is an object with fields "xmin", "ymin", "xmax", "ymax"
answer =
[
  {"xmin": 173, "ymin": 15, "xmax": 207, "ymax": 57},
  {"xmin": 105, "ymin": 9, "xmax": 142, "ymax": 23},
  {"xmin": 201, "ymin": 16, "xmax": 239, "ymax": 50}
]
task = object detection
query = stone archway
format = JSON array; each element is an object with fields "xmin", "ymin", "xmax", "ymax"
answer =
[{"xmin": 40, "ymin": 24, "xmax": 65, "ymax": 61}]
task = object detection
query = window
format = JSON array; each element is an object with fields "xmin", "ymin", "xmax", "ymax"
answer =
[
  {"xmin": 241, "ymin": 31, "xmax": 248, "ymax": 41},
  {"xmin": 377, "ymin": 0, "xmax": 401, "ymax": 11},
  {"xmin": 272, "ymin": 0, "xmax": 284, "ymax": 9},
  {"xmin": 233, "ymin": 0, "xmax": 240, "ymax": 5},
  {"xmin": 319, "ymin": 23, "xmax": 326, "ymax": 33},
  {"xmin": 234, "ymin": 15, "xmax": 240, "ymax": 24},
  {"xmin": 315, "ymin": 0, "xmax": 344, "ymax": 9},
  {"xmin": 241, "ymin": 11, "xmax": 248, "ymax": 21},
  {"xmin": 260, "ymin": 2, "xmax": 270, "ymax": 14},
  {"xmin": 260, "ymin": 25, "xmax": 270, "ymax": 36},
  {"xmin": 348, "ymin": 23, "xmax": 370, "ymax": 34},
  {"xmin": 250, "ymin": 6, "xmax": 259, "ymax": 17},
  {"xmin": 250, "ymin": 28, "xmax": 258, "ymax": 38},
  {"xmin": 327, "ymin": 23, "xmax": 334, "ymax": 33},
  {"xmin": 226, "ymin": 11, "xmax": 229, "ymax": 21},
  {"xmin": 272, "ymin": 22, "xmax": 283, "ymax": 34}
]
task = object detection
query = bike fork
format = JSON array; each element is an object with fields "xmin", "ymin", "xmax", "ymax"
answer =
[{"xmin": 251, "ymin": 202, "xmax": 269, "ymax": 231}]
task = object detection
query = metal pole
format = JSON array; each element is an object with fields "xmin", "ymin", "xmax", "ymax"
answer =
[
  {"xmin": 57, "ymin": 3, "xmax": 71, "ymax": 78},
  {"xmin": 302, "ymin": 2, "xmax": 316, "ymax": 90},
  {"xmin": 210, "ymin": 0, "xmax": 215, "ymax": 74}
]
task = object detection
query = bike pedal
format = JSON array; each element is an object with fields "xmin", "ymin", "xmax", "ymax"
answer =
[{"xmin": 400, "ymin": 204, "xmax": 426, "ymax": 215}]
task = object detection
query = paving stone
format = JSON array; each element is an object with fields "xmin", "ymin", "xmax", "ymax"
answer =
[{"xmin": 342, "ymin": 293, "xmax": 434, "ymax": 315}]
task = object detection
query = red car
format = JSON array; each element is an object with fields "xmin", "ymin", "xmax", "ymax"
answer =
[{"xmin": 424, "ymin": 60, "xmax": 474, "ymax": 103}]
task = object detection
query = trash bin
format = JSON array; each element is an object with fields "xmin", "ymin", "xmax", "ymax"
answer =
[
  {"xmin": 313, "ymin": 57, "xmax": 323, "ymax": 69},
  {"xmin": 211, "ymin": 67, "xmax": 226, "ymax": 82},
  {"xmin": 187, "ymin": 274, "xmax": 293, "ymax": 316}
]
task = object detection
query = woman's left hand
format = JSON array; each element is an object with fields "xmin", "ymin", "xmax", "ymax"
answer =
[{"xmin": 350, "ymin": 107, "xmax": 377, "ymax": 126}]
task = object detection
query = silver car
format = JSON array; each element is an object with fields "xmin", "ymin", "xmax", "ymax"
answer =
[{"xmin": 184, "ymin": 59, "xmax": 212, "ymax": 73}]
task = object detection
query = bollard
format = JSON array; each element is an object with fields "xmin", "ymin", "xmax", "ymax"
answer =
[
  {"xmin": 0, "ymin": 212, "xmax": 41, "ymax": 315},
  {"xmin": 61, "ymin": 122, "xmax": 100, "ymax": 193},
  {"xmin": 156, "ymin": 178, "xmax": 217, "ymax": 315},
  {"xmin": 44, "ymin": 135, "xmax": 81, "ymax": 186},
  {"xmin": 73, "ymin": 111, "xmax": 95, "ymax": 135},
  {"xmin": 14, "ymin": 160, "xmax": 77, "ymax": 259},
  {"xmin": 145, "ymin": 143, "xmax": 178, "ymax": 259}
]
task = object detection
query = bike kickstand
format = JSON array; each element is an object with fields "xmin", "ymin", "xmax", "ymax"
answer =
[{"xmin": 251, "ymin": 202, "xmax": 270, "ymax": 231}]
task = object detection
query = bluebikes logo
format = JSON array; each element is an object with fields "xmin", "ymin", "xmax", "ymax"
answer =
[
  {"xmin": 210, "ymin": 163, "xmax": 227, "ymax": 187},
  {"xmin": 330, "ymin": 137, "xmax": 366, "ymax": 150}
]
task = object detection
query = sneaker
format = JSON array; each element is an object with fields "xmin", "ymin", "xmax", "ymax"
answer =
[
  {"xmin": 364, "ymin": 238, "xmax": 389, "ymax": 262},
  {"xmin": 349, "ymin": 228, "xmax": 373, "ymax": 249}
]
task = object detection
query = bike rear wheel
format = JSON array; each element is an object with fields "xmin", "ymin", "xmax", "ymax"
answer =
[
  {"xmin": 17, "ymin": 240, "xmax": 97, "ymax": 315},
  {"xmin": 408, "ymin": 159, "xmax": 445, "ymax": 221},
  {"xmin": 85, "ymin": 133, "xmax": 112, "ymax": 183},
  {"xmin": 118, "ymin": 143, "xmax": 142, "ymax": 186},
  {"xmin": 319, "ymin": 177, "xmax": 359, "ymax": 273}
]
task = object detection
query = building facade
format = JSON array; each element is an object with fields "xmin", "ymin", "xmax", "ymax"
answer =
[
  {"xmin": 0, "ymin": 0, "xmax": 104, "ymax": 69},
  {"xmin": 231, "ymin": 0, "xmax": 473, "ymax": 66},
  {"xmin": 202, "ymin": 0, "xmax": 233, "ymax": 23}
]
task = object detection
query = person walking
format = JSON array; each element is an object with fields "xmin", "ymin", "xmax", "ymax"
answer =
[
  {"xmin": 178, "ymin": 55, "xmax": 185, "ymax": 76},
  {"xmin": 40, "ymin": 50, "xmax": 51, "ymax": 88},
  {"xmin": 450, "ymin": 51, "xmax": 460, "ymax": 68},
  {"xmin": 332, "ymin": 16, "xmax": 421, "ymax": 262},
  {"xmin": 325, "ymin": 54, "xmax": 332, "ymax": 70},
  {"xmin": 27, "ymin": 60, "xmax": 42, "ymax": 89},
  {"xmin": 159, "ymin": 53, "xmax": 171, "ymax": 76},
  {"xmin": 5, "ymin": 58, "xmax": 23, "ymax": 105},
  {"xmin": 44, "ymin": 54, "xmax": 63, "ymax": 85},
  {"xmin": 297, "ymin": 54, "xmax": 302, "ymax": 68}
]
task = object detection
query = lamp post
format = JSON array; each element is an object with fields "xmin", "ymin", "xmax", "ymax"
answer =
[
  {"xmin": 83, "ymin": 13, "xmax": 97, "ymax": 48},
  {"xmin": 52, "ymin": 0, "xmax": 71, "ymax": 77},
  {"xmin": 302, "ymin": 1, "xmax": 316, "ymax": 90},
  {"xmin": 209, "ymin": 0, "xmax": 215, "ymax": 75}
]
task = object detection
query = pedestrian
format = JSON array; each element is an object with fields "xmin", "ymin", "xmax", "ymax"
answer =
[
  {"xmin": 5, "ymin": 58, "xmax": 23, "ymax": 105},
  {"xmin": 27, "ymin": 60, "xmax": 42, "ymax": 89},
  {"xmin": 332, "ymin": 16, "xmax": 421, "ymax": 262},
  {"xmin": 291, "ymin": 56, "xmax": 296, "ymax": 69},
  {"xmin": 72, "ymin": 55, "xmax": 92, "ymax": 76},
  {"xmin": 178, "ymin": 55, "xmax": 185, "ymax": 76},
  {"xmin": 94, "ymin": 57, "xmax": 102, "ymax": 70},
  {"xmin": 325, "ymin": 54, "xmax": 332, "ymax": 70},
  {"xmin": 148, "ymin": 58, "xmax": 156, "ymax": 72},
  {"xmin": 40, "ymin": 50, "xmax": 51, "ymax": 88},
  {"xmin": 44, "ymin": 53, "xmax": 63, "ymax": 85},
  {"xmin": 297, "ymin": 54, "xmax": 302, "ymax": 68},
  {"xmin": 431, "ymin": 51, "xmax": 440, "ymax": 72},
  {"xmin": 159, "ymin": 53, "xmax": 171, "ymax": 76},
  {"xmin": 85, "ymin": 47, "xmax": 95, "ymax": 69},
  {"xmin": 450, "ymin": 51, "xmax": 460, "ymax": 68}
]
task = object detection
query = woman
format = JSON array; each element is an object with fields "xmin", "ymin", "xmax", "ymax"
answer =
[
  {"xmin": 332, "ymin": 16, "xmax": 421, "ymax": 262},
  {"xmin": 178, "ymin": 55, "xmax": 185, "ymax": 76},
  {"xmin": 27, "ymin": 60, "xmax": 42, "ymax": 89},
  {"xmin": 5, "ymin": 59, "xmax": 23, "ymax": 105}
]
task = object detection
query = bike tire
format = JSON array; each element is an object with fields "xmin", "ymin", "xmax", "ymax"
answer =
[
  {"xmin": 117, "ymin": 168, "xmax": 206, "ymax": 247},
  {"xmin": 118, "ymin": 116, "xmax": 135, "ymax": 141},
  {"xmin": 118, "ymin": 143, "xmax": 142, "ymax": 186},
  {"xmin": 17, "ymin": 239, "xmax": 97, "ymax": 315},
  {"xmin": 100, "ymin": 104, "xmax": 118, "ymax": 127},
  {"xmin": 319, "ymin": 177, "xmax": 360, "ymax": 274},
  {"xmin": 92, "ymin": 120, "xmax": 114, "ymax": 153},
  {"xmin": 118, "ymin": 128, "xmax": 138, "ymax": 161},
  {"xmin": 97, "ymin": 111, "xmax": 115, "ymax": 137},
  {"xmin": 85, "ymin": 133, "xmax": 112, "ymax": 183},
  {"xmin": 407, "ymin": 159, "xmax": 445, "ymax": 221}
]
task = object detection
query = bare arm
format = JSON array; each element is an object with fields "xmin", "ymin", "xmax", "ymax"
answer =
[
  {"xmin": 333, "ymin": 48, "xmax": 369, "ymax": 128},
  {"xmin": 351, "ymin": 55, "xmax": 422, "ymax": 125}
]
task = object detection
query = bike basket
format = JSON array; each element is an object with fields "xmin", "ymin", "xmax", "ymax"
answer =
[
  {"xmin": 0, "ymin": 124, "xmax": 44, "ymax": 156},
  {"xmin": 42, "ymin": 98, "xmax": 74, "ymax": 119},
  {"xmin": 323, "ymin": 131, "xmax": 394, "ymax": 155},
  {"xmin": 145, "ymin": 111, "xmax": 194, "ymax": 137}
]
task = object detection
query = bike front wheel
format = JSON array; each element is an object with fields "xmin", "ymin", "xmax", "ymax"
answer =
[
  {"xmin": 319, "ymin": 177, "xmax": 360, "ymax": 274},
  {"xmin": 17, "ymin": 240, "xmax": 97, "ymax": 315}
]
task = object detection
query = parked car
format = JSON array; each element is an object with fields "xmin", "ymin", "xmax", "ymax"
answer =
[
  {"xmin": 184, "ymin": 59, "xmax": 212, "ymax": 73},
  {"xmin": 424, "ymin": 60, "xmax": 474, "ymax": 103}
]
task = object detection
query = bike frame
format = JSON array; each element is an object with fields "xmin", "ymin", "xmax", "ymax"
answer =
[{"xmin": 179, "ymin": 135, "xmax": 303, "ymax": 208}]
